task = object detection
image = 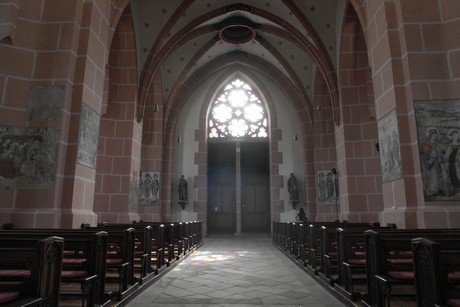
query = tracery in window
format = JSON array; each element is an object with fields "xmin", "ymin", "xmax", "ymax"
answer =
[{"xmin": 208, "ymin": 79, "xmax": 268, "ymax": 139}]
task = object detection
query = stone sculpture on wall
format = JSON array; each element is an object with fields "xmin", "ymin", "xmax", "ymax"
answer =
[
  {"xmin": 317, "ymin": 169, "xmax": 338, "ymax": 205},
  {"xmin": 415, "ymin": 99, "xmax": 460, "ymax": 201},
  {"xmin": 139, "ymin": 171, "xmax": 160, "ymax": 205},
  {"xmin": 178, "ymin": 175, "xmax": 188, "ymax": 210},
  {"xmin": 0, "ymin": 125, "xmax": 59, "ymax": 188},
  {"xmin": 77, "ymin": 104, "xmax": 100, "ymax": 168},
  {"xmin": 378, "ymin": 110, "xmax": 403, "ymax": 182}
]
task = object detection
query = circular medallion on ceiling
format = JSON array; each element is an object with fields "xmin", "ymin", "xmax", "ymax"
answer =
[{"xmin": 218, "ymin": 17, "xmax": 256, "ymax": 45}]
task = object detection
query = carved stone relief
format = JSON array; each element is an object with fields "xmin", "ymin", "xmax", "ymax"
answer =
[
  {"xmin": 415, "ymin": 100, "xmax": 460, "ymax": 200},
  {"xmin": 0, "ymin": 126, "xmax": 59, "ymax": 188},
  {"xmin": 378, "ymin": 110, "xmax": 403, "ymax": 182},
  {"xmin": 77, "ymin": 104, "xmax": 100, "ymax": 168}
]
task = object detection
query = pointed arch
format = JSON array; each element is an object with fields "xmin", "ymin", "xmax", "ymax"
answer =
[{"xmin": 137, "ymin": 2, "xmax": 338, "ymax": 124}]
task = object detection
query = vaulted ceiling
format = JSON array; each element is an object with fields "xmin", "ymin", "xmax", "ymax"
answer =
[{"xmin": 130, "ymin": 0, "xmax": 346, "ymax": 115}]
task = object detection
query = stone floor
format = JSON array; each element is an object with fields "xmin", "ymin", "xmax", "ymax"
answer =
[{"xmin": 126, "ymin": 234, "xmax": 345, "ymax": 306}]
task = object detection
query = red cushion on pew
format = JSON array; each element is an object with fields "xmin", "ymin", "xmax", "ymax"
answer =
[
  {"xmin": 107, "ymin": 258, "xmax": 123, "ymax": 265},
  {"xmin": 107, "ymin": 251, "xmax": 118, "ymax": 256},
  {"xmin": 348, "ymin": 259, "xmax": 366, "ymax": 265},
  {"xmin": 63, "ymin": 258, "xmax": 86, "ymax": 264},
  {"xmin": 390, "ymin": 250, "xmax": 412, "ymax": 256},
  {"xmin": 448, "ymin": 272, "xmax": 460, "ymax": 280},
  {"xmin": 61, "ymin": 270, "xmax": 88, "ymax": 278},
  {"xmin": 387, "ymin": 271, "xmax": 414, "ymax": 280},
  {"xmin": 328, "ymin": 251, "xmax": 337, "ymax": 257},
  {"xmin": 0, "ymin": 269, "xmax": 31, "ymax": 277},
  {"xmin": 447, "ymin": 298, "xmax": 460, "ymax": 307},
  {"xmin": 354, "ymin": 251, "xmax": 365, "ymax": 256},
  {"xmin": 389, "ymin": 259, "xmax": 413, "ymax": 265},
  {"xmin": 0, "ymin": 292, "xmax": 20, "ymax": 304},
  {"xmin": 63, "ymin": 250, "xmax": 84, "ymax": 256}
]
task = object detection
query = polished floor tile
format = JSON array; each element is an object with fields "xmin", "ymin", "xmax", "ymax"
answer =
[{"xmin": 127, "ymin": 234, "xmax": 345, "ymax": 306}]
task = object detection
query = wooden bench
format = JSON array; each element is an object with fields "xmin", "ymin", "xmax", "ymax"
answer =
[
  {"xmin": 46, "ymin": 227, "xmax": 135, "ymax": 302},
  {"xmin": 272, "ymin": 221, "xmax": 374, "ymax": 271},
  {"xmin": 1, "ymin": 230, "xmax": 109, "ymax": 307},
  {"xmin": 76, "ymin": 227, "xmax": 137, "ymax": 301},
  {"xmin": 363, "ymin": 229, "xmax": 460, "ymax": 307},
  {"xmin": 141, "ymin": 221, "xmax": 203, "ymax": 260},
  {"xmin": 0, "ymin": 235, "xmax": 63, "ymax": 307},
  {"xmin": 83, "ymin": 222, "xmax": 155, "ymax": 285},
  {"xmin": 335, "ymin": 227, "xmax": 372, "ymax": 301},
  {"xmin": 318, "ymin": 223, "xmax": 390, "ymax": 287},
  {"xmin": 181, "ymin": 221, "xmax": 193, "ymax": 253},
  {"xmin": 189, "ymin": 221, "xmax": 202, "ymax": 248},
  {"xmin": 307, "ymin": 221, "xmax": 373, "ymax": 273},
  {"xmin": 412, "ymin": 237, "xmax": 460, "ymax": 307}
]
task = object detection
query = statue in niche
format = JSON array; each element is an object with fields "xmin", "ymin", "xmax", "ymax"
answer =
[{"xmin": 178, "ymin": 175, "xmax": 188, "ymax": 210}]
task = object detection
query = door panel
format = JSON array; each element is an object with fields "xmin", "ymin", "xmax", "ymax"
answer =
[
  {"xmin": 241, "ymin": 142, "xmax": 270, "ymax": 233},
  {"xmin": 242, "ymin": 178, "xmax": 270, "ymax": 232},
  {"xmin": 207, "ymin": 143, "xmax": 236, "ymax": 234}
]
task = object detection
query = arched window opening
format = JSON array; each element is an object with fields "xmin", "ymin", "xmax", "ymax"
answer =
[{"xmin": 208, "ymin": 78, "xmax": 268, "ymax": 139}]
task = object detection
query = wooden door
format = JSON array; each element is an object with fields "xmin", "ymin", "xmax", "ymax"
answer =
[
  {"xmin": 207, "ymin": 143, "xmax": 236, "ymax": 234},
  {"xmin": 241, "ymin": 142, "xmax": 270, "ymax": 233}
]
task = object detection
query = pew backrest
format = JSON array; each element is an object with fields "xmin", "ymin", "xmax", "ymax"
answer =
[
  {"xmin": 412, "ymin": 237, "xmax": 460, "ymax": 306},
  {"xmin": 0, "ymin": 235, "xmax": 64, "ymax": 306}
]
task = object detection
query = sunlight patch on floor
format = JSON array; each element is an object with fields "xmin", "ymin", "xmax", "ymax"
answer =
[{"xmin": 173, "ymin": 250, "xmax": 249, "ymax": 269}]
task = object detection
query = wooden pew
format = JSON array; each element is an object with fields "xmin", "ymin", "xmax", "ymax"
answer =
[
  {"xmin": 0, "ymin": 235, "xmax": 63, "ymax": 307},
  {"xmin": 272, "ymin": 220, "xmax": 372, "ymax": 271},
  {"xmin": 83, "ymin": 222, "xmax": 154, "ymax": 284},
  {"xmin": 335, "ymin": 227, "xmax": 372, "ymax": 301},
  {"xmin": 173, "ymin": 222, "xmax": 184, "ymax": 257},
  {"xmin": 96, "ymin": 220, "xmax": 203, "ymax": 278},
  {"xmin": 141, "ymin": 221, "xmax": 203, "ymax": 259},
  {"xmin": 146, "ymin": 222, "xmax": 176, "ymax": 266},
  {"xmin": 363, "ymin": 229, "xmax": 460, "ymax": 307},
  {"xmin": 307, "ymin": 221, "xmax": 364, "ymax": 273},
  {"xmin": 137, "ymin": 222, "xmax": 166, "ymax": 272},
  {"xmin": 195, "ymin": 221, "xmax": 203, "ymax": 246},
  {"xmin": 318, "ymin": 223, "xmax": 382, "ymax": 286},
  {"xmin": 4, "ymin": 227, "xmax": 136, "ymax": 304},
  {"xmin": 412, "ymin": 237, "xmax": 460, "ymax": 307},
  {"xmin": 190, "ymin": 221, "xmax": 202, "ymax": 248},
  {"xmin": 1, "ymin": 230, "xmax": 108, "ymax": 307},
  {"xmin": 182, "ymin": 221, "xmax": 192, "ymax": 253},
  {"xmin": 75, "ymin": 227, "xmax": 137, "ymax": 301}
]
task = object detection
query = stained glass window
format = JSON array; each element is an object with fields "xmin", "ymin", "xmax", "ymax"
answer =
[{"xmin": 208, "ymin": 79, "xmax": 268, "ymax": 139}]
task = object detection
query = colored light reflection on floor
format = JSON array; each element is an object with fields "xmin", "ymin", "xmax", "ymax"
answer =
[{"xmin": 173, "ymin": 250, "xmax": 249, "ymax": 270}]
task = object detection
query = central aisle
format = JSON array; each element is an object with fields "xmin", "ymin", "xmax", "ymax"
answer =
[{"xmin": 127, "ymin": 234, "xmax": 345, "ymax": 306}]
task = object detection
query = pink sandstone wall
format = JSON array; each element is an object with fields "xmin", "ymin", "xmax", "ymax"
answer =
[
  {"xmin": 1, "ymin": 0, "xmax": 460, "ymax": 230},
  {"xmin": 336, "ymin": 4, "xmax": 382, "ymax": 223},
  {"xmin": 358, "ymin": 0, "xmax": 460, "ymax": 228},
  {"xmin": 312, "ymin": 73, "xmax": 339, "ymax": 221},
  {"xmin": 0, "ymin": 0, "xmax": 124, "ymax": 228},
  {"xmin": 94, "ymin": 5, "xmax": 141, "ymax": 224},
  {"xmin": 137, "ymin": 73, "xmax": 168, "ymax": 222}
]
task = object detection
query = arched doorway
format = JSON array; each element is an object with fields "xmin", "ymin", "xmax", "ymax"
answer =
[{"xmin": 206, "ymin": 78, "xmax": 271, "ymax": 234}]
